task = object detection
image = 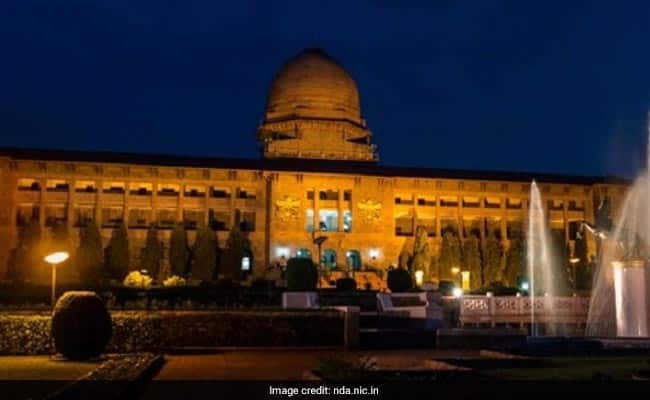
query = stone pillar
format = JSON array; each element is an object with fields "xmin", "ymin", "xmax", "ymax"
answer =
[
  {"xmin": 204, "ymin": 186, "xmax": 210, "ymax": 226},
  {"xmin": 151, "ymin": 180, "xmax": 158, "ymax": 227},
  {"xmin": 434, "ymin": 195, "xmax": 440, "ymax": 238},
  {"xmin": 457, "ymin": 196, "xmax": 463, "ymax": 240},
  {"xmin": 95, "ymin": 179, "xmax": 103, "ymax": 224},
  {"xmin": 177, "ymin": 183, "xmax": 184, "ymax": 222},
  {"xmin": 230, "ymin": 186, "xmax": 237, "ymax": 228},
  {"xmin": 563, "ymin": 199, "xmax": 569, "ymax": 246}
]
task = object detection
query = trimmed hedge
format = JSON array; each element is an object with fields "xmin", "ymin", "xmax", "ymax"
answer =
[
  {"xmin": 51, "ymin": 291, "xmax": 112, "ymax": 360},
  {"xmin": 0, "ymin": 309, "xmax": 345, "ymax": 354}
]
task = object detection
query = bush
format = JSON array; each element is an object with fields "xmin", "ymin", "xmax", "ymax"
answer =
[
  {"xmin": 285, "ymin": 258, "xmax": 318, "ymax": 292},
  {"xmin": 387, "ymin": 268, "xmax": 413, "ymax": 292},
  {"xmin": 123, "ymin": 271, "xmax": 153, "ymax": 288},
  {"xmin": 336, "ymin": 278, "xmax": 356, "ymax": 291},
  {"xmin": 163, "ymin": 275, "xmax": 187, "ymax": 287},
  {"xmin": 51, "ymin": 291, "xmax": 112, "ymax": 360}
]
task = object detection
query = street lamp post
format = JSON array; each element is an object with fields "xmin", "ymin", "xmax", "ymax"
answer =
[
  {"xmin": 313, "ymin": 236, "xmax": 328, "ymax": 288},
  {"xmin": 44, "ymin": 251, "xmax": 69, "ymax": 307}
]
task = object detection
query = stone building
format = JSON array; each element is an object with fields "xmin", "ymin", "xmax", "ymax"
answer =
[{"xmin": 0, "ymin": 48, "xmax": 628, "ymax": 286}]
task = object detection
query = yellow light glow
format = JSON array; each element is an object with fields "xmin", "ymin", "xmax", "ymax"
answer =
[
  {"xmin": 415, "ymin": 270, "xmax": 424, "ymax": 286},
  {"xmin": 570, "ymin": 257, "xmax": 580, "ymax": 264},
  {"xmin": 451, "ymin": 267, "xmax": 460, "ymax": 274},
  {"xmin": 44, "ymin": 251, "xmax": 69, "ymax": 265}
]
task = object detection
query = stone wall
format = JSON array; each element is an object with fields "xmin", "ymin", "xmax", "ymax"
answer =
[{"xmin": 0, "ymin": 310, "xmax": 345, "ymax": 355}]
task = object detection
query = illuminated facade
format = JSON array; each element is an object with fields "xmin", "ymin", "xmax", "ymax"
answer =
[{"xmin": 0, "ymin": 49, "xmax": 628, "ymax": 284}]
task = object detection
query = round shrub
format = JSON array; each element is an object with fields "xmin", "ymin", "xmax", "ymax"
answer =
[
  {"xmin": 387, "ymin": 268, "xmax": 413, "ymax": 292},
  {"xmin": 336, "ymin": 277, "xmax": 356, "ymax": 291},
  {"xmin": 51, "ymin": 291, "xmax": 112, "ymax": 360},
  {"xmin": 285, "ymin": 257, "xmax": 318, "ymax": 292}
]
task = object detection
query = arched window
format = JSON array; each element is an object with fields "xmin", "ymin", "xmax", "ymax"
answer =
[{"xmin": 321, "ymin": 249, "xmax": 337, "ymax": 269}]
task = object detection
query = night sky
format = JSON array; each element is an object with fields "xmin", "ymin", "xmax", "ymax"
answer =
[{"xmin": 2, "ymin": 0, "xmax": 650, "ymax": 178}]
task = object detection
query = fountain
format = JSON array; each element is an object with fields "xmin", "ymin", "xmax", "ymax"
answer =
[
  {"xmin": 527, "ymin": 181, "xmax": 564, "ymax": 336},
  {"xmin": 585, "ymin": 116, "xmax": 650, "ymax": 338}
]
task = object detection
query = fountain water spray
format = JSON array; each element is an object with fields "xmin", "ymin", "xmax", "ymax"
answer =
[{"xmin": 586, "ymin": 113, "xmax": 650, "ymax": 337}]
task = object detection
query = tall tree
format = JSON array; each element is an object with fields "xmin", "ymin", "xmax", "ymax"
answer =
[
  {"xmin": 439, "ymin": 231, "xmax": 461, "ymax": 281},
  {"xmin": 140, "ymin": 225, "xmax": 162, "ymax": 280},
  {"xmin": 411, "ymin": 226, "xmax": 431, "ymax": 279},
  {"xmin": 11, "ymin": 218, "xmax": 42, "ymax": 283},
  {"xmin": 550, "ymin": 230, "xmax": 570, "ymax": 294},
  {"xmin": 504, "ymin": 230, "xmax": 525, "ymax": 287},
  {"xmin": 222, "ymin": 225, "xmax": 250, "ymax": 281},
  {"xmin": 191, "ymin": 225, "xmax": 218, "ymax": 282},
  {"xmin": 169, "ymin": 223, "xmax": 189, "ymax": 277},
  {"xmin": 483, "ymin": 233, "xmax": 503, "ymax": 285},
  {"xmin": 49, "ymin": 222, "xmax": 77, "ymax": 283},
  {"xmin": 573, "ymin": 233, "xmax": 591, "ymax": 290},
  {"xmin": 76, "ymin": 220, "xmax": 104, "ymax": 287},
  {"xmin": 105, "ymin": 222, "xmax": 129, "ymax": 281},
  {"xmin": 462, "ymin": 234, "xmax": 482, "ymax": 290}
]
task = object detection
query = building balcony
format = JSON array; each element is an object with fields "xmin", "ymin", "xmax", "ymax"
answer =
[
  {"xmin": 74, "ymin": 192, "xmax": 97, "ymax": 204},
  {"xmin": 15, "ymin": 191, "xmax": 40, "ymax": 203},
  {"xmin": 43, "ymin": 191, "xmax": 69, "ymax": 203},
  {"xmin": 184, "ymin": 197, "xmax": 206, "ymax": 209}
]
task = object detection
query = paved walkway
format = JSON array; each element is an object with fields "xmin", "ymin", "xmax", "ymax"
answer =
[
  {"xmin": 0, "ymin": 355, "xmax": 99, "ymax": 380},
  {"xmin": 152, "ymin": 349, "xmax": 478, "ymax": 380}
]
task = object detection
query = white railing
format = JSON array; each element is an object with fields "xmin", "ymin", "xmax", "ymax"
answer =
[{"xmin": 459, "ymin": 295, "xmax": 590, "ymax": 326}]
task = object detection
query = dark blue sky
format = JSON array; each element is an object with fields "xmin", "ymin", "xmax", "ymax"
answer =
[{"xmin": 2, "ymin": 0, "xmax": 650, "ymax": 178}]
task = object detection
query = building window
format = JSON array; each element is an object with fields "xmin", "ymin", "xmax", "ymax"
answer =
[
  {"xmin": 417, "ymin": 218, "xmax": 436, "ymax": 237},
  {"xmin": 318, "ymin": 209, "xmax": 338, "ymax": 231},
  {"xmin": 18, "ymin": 178, "xmax": 40, "ymax": 191},
  {"xmin": 417, "ymin": 197, "xmax": 435, "ymax": 206},
  {"xmin": 240, "ymin": 211, "xmax": 256, "ymax": 232},
  {"xmin": 158, "ymin": 184, "xmax": 180, "ymax": 197},
  {"xmin": 463, "ymin": 197, "xmax": 480, "ymax": 208},
  {"xmin": 209, "ymin": 210, "xmax": 230, "ymax": 231},
  {"xmin": 395, "ymin": 196, "xmax": 413, "ymax": 205},
  {"xmin": 343, "ymin": 190, "xmax": 352, "ymax": 201},
  {"xmin": 319, "ymin": 190, "xmax": 338, "ymax": 201},
  {"xmin": 44, "ymin": 206, "xmax": 67, "ymax": 227},
  {"xmin": 129, "ymin": 182, "xmax": 152, "ymax": 196},
  {"xmin": 297, "ymin": 248, "xmax": 312, "ymax": 259},
  {"xmin": 306, "ymin": 209, "xmax": 314, "ymax": 232},
  {"xmin": 237, "ymin": 188, "xmax": 256, "ymax": 199},
  {"xmin": 343, "ymin": 210, "xmax": 352, "ymax": 232},
  {"xmin": 16, "ymin": 205, "xmax": 39, "ymax": 227},
  {"xmin": 156, "ymin": 209, "xmax": 176, "ymax": 228},
  {"xmin": 184, "ymin": 185, "xmax": 206, "ymax": 197},
  {"xmin": 306, "ymin": 190, "xmax": 314, "ymax": 200},
  {"xmin": 568, "ymin": 200, "xmax": 585, "ymax": 211},
  {"xmin": 75, "ymin": 180, "xmax": 97, "ymax": 193},
  {"xmin": 73, "ymin": 206, "xmax": 94, "ymax": 227},
  {"xmin": 568, "ymin": 221, "xmax": 580, "ymax": 240},
  {"xmin": 395, "ymin": 215, "xmax": 413, "ymax": 236},
  {"xmin": 211, "ymin": 187, "xmax": 231, "ymax": 198},
  {"xmin": 548, "ymin": 200, "xmax": 564, "ymax": 211},
  {"xmin": 46, "ymin": 180, "xmax": 68, "ymax": 192},
  {"xmin": 485, "ymin": 197, "xmax": 502, "ymax": 209},
  {"xmin": 103, "ymin": 181, "xmax": 125, "ymax": 193},
  {"xmin": 128, "ymin": 208, "xmax": 151, "ymax": 228},
  {"xmin": 102, "ymin": 207, "xmax": 123, "ymax": 227},
  {"xmin": 439, "ymin": 196, "xmax": 458, "ymax": 207},
  {"xmin": 183, "ymin": 209, "xmax": 203, "ymax": 229},
  {"xmin": 506, "ymin": 198, "xmax": 522, "ymax": 209}
]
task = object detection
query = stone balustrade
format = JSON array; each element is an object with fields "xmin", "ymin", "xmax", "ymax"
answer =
[{"xmin": 458, "ymin": 295, "xmax": 590, "ymax": 327}]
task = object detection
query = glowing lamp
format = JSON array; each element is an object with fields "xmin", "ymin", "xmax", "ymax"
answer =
[
  {"xmin": 44, "ymin": 251, "xmax": 69, "ymax": 308},
  {"xmin": 44, "ymin": 251, "xmax": 69, "ymax": 265},
  {"xmin": 451, "ymin": 267, "xmax": 460, "ymax": 275},
  {"xmin": 452, "ymin": 287, "xmax": 463, "ymax": 298},
  {"xmin": 415, "ymin": 270, "xmax": 424, "ymax": 286}
]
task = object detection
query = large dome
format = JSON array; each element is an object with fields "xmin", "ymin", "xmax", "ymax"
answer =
[{"xmin": 263, "ymin": 48, "xmax": 363, "ymax": 125}]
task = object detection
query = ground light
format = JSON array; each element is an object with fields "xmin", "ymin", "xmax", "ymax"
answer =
[{"xmin": 44, "ymin": 251, "xmax": 69, "ymax": 307}]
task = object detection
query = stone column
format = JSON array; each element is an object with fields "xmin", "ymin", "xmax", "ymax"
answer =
[
  {"xmin": 313, "ymin": 188, "xmax": 320, "ymax": 233},
  {"xmin": 204, "ymin": 186, "xmax": 210, "ymax": 226},
  {"xmin": 95, "ymin": 179, "xmax": 103, "ymax": 224},
  {"xmin": 67, "ymin": 179, "xmax": 74, "ymax": 229}
]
